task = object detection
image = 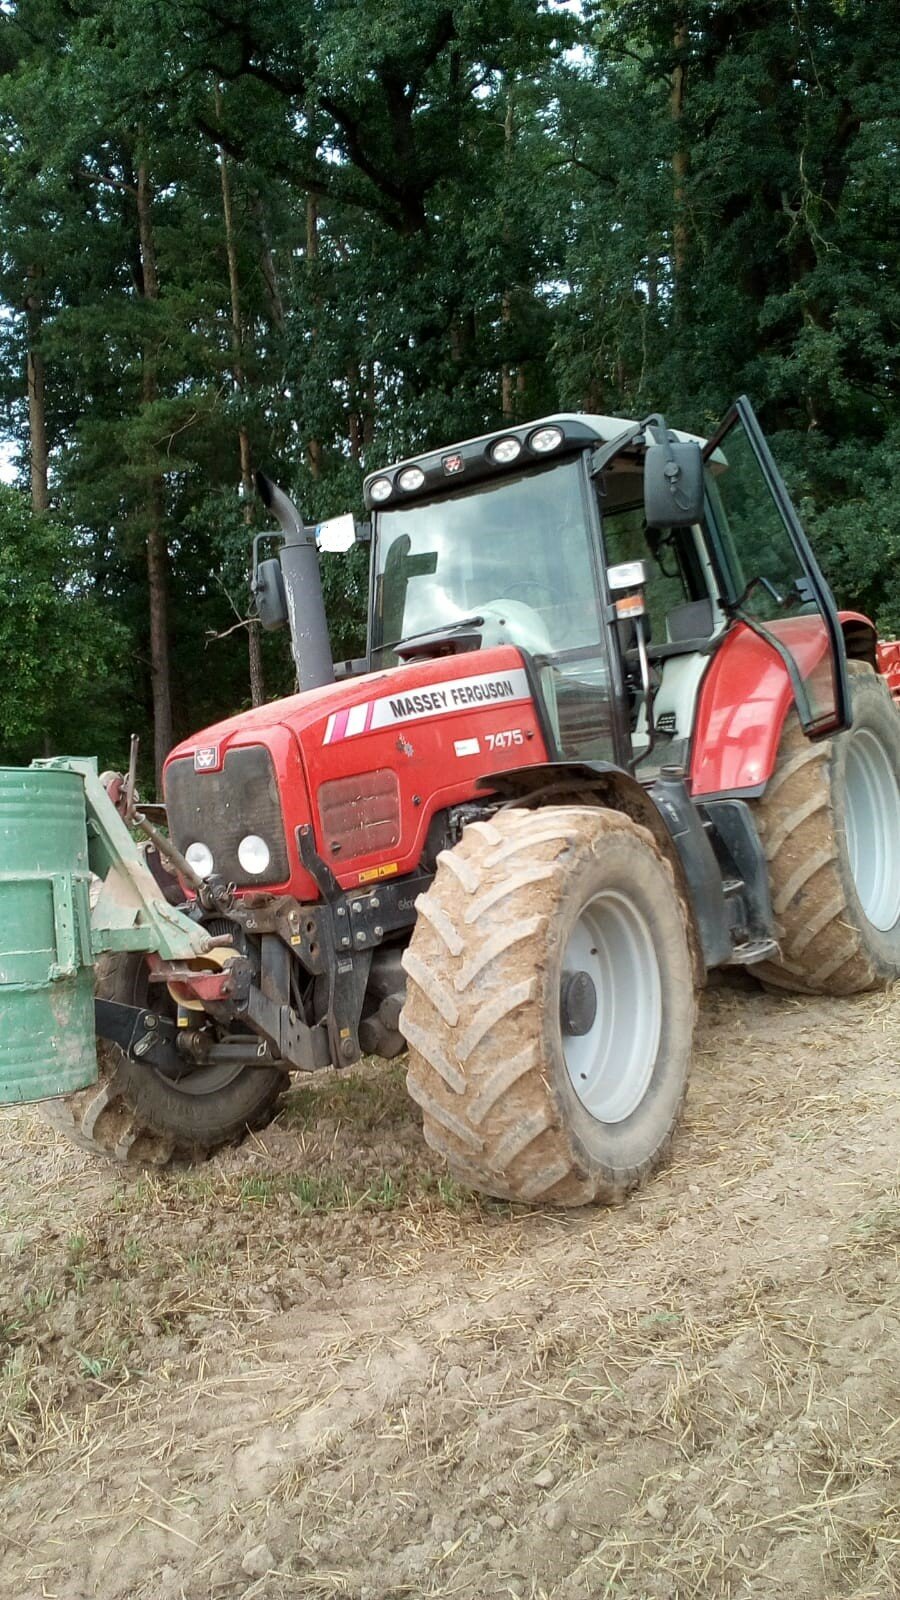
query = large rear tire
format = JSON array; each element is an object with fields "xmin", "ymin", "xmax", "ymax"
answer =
[
  {"xmin": 402, "ymin": 806, "xmax": 696, "ymax": 1206},
  {"xmin": 41, "ymin": 953, "xmax": 286, "ymax": 1165},
  {"xmin": 752, "ymin": 663, "xmax": 900, "ymax": 994}
]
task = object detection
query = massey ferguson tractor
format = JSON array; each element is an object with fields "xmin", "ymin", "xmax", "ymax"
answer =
[{"xmin": 3, "ymin": 396, "xmax": 900, "ymax": 1206}]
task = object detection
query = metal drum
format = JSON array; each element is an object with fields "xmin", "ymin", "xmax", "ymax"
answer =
[{"xmin": 0, "ymin": 766, "xmax": 98, "ymax": 1103}]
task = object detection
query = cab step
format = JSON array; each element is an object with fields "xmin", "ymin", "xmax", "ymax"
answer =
[{"xmin": 728, "ymin": 938, "xmax": 779, "ymax": 967}]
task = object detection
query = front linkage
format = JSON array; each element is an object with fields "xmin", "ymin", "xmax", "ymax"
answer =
[{"xmin": 70, "ymin": 759, "xmax": 437, "ymax": 1084}]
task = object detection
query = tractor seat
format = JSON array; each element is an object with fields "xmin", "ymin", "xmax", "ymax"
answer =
[{"xmin": 646, "ymin": 598, "xmax": 718, "ymax": 662}]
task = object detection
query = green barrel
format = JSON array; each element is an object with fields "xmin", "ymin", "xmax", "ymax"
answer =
[{"xmin": 0, "ymin": 767, "xmax": 98, "ymax": 1105}]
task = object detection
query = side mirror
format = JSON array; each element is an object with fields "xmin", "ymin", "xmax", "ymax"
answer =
[
  {"xmin": 643, "ymin": 423, "xmax": 704, "ymax": 528},
  {"xmin": 253, "ymin": 557, "xmax": 289, "ymax": 631}
]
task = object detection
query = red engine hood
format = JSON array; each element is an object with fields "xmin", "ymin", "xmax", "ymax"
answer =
[
  {"xmin": 166, "ymin": 646, "xmax": 537, "ymax": 757},
  {"xmin": 165, "ymin": 647, "xmax": 548, "ymax": 898}
]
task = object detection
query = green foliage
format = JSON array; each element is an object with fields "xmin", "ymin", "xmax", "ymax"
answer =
[
  {"xmin": 0, "ymin": 487, "xmax": 131, "ymax": 763},
  {"xmin": 0, "ymin": 0, "xmax": 898, "ymax": 766}
]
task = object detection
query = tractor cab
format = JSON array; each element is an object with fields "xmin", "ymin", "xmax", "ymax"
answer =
[{"xmin": 364, "ymin": 398, "xmax": 850, "ymax": 781}]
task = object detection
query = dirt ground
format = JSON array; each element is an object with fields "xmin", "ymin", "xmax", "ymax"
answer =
[{"xmin": 1, "ymin": 975, "xmax": 898, "ymax": 1600}]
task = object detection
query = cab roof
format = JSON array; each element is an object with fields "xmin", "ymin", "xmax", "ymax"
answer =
[{"xmin": 363, "ymin": 412, "xmax": 715, "ymax": 510}]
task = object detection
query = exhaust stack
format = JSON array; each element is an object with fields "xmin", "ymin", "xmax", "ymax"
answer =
[{"xmin": 256, "ymin": 472, "xmax": 335, "ymax": 693}]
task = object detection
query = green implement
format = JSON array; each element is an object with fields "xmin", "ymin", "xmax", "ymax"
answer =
[{"xmin": 0, "ymin": 759, "xmax": 213, "ymax": 1106}]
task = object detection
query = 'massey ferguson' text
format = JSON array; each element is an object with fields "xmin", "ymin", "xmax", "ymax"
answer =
[{"xmin": 322, "ymin": 668, "xmax": 531, "ymax": 743}]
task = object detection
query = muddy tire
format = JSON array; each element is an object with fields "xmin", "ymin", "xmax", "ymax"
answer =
[
  {"xmin": 401, "ymin": 806, "xmax": 696, "ymax": 1206},
  {"xmin": 752, "ymin": 663, "xmax": 900, "ymax": 994},
  {"xmin": 41, "ymin": 953, "xmax": 286, "ymax": 1165}
]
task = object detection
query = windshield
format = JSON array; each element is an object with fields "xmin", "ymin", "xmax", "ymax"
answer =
[{"xmin": 371, "ymin": 457, "xmax": 601, "ymax": 668}]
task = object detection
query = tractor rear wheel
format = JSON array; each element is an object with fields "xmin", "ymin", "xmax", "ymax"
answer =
[
  {"xmin": 42, "ymin": 952, "xmax": 286, "ymax": 1164},
  {"xmin": 752, "ymin": 662, "xmax": 900, "ymax": 994},
  {"xmin": 402, "ymin": 806, "xmax": 696, "ymax": 1206}
]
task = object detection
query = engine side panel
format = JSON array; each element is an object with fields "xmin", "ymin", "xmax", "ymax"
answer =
[{"xmin": 300, "ymin": 648, "xmax": 549, "ymax": 889}]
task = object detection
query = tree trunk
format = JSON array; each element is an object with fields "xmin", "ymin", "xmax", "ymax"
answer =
[
  {"xmin": 670, "ymin": 20, "xmax": 690, "ymax": 285},
  {"xmin": 500, "ymin": 293, "xmax": 513, "ymax": 422},
  {"xmin": 363, "ymin": 361, "xmax": 376, "ymax": 448},
  {"xmin": 242, "ymin": 422, "xmax": 265, "ymax": 707},
  {"xmin": 25, "ymin": 264, "xmax": 49, "ymax": 512},
  {"xmin": 306, "ymin": 191, "xmax": 323, "ymax": 480},
  {"xmin": 218, "ymin": 99, "xmax": 265, "ymax": 706},
  {"xmin": 250, "ymin": 192, "xmax": 286, "ymax": 334},
  {"xmin": 136, "ymin": 157, "xmax": 172, "ymax": 790},
  {"xmin": 348, "ymin": 362, "xmax": 363, "ymax": 462},
  {"xmin": 500, "ymin": 84, "xmax": 515, "ymax": 420},
  {"xmin": 145, "ymin": 480, "xmax": 172, "ymax": 791}
]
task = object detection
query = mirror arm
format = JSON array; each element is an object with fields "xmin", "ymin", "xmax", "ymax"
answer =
[
  {"xmin": 590, "ymin": 419, "xmax": 648, "ymax": 478},
  {"xmin": 251, "ymin": 529, "xmax": 282, "ymax": 582}
]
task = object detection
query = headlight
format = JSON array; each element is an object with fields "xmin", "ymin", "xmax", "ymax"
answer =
[
  {"xmin": 185, "ymin": 841, "xmax": 214, "ymax": 878},
  {"xmin": 530, "ymin": 425, "xmax": 564, "ymax": 454},
  {"xmin": 490, "ymin": 436, "xmax": 522, "ymax": 465},
  {"xmin": 237, "ymin": 834, "xmax": 271, "ymax": 875},
  {"xmin": 397, "ymin": 466, "xmax": 425, "ymax": 492},
  {"xmin": 369, "ymin": 477, "xmax": 392, "ymax": 503}
]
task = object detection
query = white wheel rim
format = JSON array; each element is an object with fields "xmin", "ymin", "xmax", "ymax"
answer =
[
  {"xmin": 561, "ymin": 890, "xmax": 662, "ymax": 1123},
  {"xmin": 844, "ymin": 727, "xmax": 900, "ymax": 933}
]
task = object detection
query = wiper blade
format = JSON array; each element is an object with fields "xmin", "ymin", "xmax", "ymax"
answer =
[{"xmin": 379, "ymin": 617, "xmax": 485, "ymax": 656}]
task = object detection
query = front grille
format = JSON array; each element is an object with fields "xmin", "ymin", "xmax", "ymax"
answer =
[{"xmin": 165, "ymin": 745, "xmax": 290, "ymax": 887}]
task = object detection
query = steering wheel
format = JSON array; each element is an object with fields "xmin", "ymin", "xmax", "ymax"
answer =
[
  {"xmin": 497, "ymin": 581, "xmax": 579, "ymax": 637},
  {"xmin": 499, "ymin": 580, "xmax": 553, "ymax": 607}
]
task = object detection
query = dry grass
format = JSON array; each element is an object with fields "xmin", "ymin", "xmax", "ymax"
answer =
[{"xmin": 1, "ymin": 981, "xmax": 899, "ymax": 1598}]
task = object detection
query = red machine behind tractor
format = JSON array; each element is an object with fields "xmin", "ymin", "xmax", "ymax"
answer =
[{"xmin": 45, "ymin": 397, "xmax": 900, "ymax": 1206}]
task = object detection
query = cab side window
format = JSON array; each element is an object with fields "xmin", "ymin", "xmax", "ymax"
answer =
[{"xmin": 602, "ymin": 504, "xmax": 702, "ymax": 643}]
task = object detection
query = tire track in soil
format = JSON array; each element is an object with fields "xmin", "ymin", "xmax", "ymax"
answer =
[{"xmin": 0, "ymin": 977, "xmax": 898, "ymax": 1599}]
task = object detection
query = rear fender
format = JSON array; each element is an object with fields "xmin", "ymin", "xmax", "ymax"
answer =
[
  {"xmin": 876, "ymin": 639, "xmax": 900, "ymax": 705},
  {"xmin": 689, "ymin": 612, "xmax": 879, "ymax": 799},
  {"xmin": 841, "ymin": 611, "xmax": 878, "ymax": 670}
]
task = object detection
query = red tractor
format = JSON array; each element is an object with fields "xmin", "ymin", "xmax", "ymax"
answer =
[{"xmin": 49, "ymin": 398, "xmax": 900, "ymax": 1205}]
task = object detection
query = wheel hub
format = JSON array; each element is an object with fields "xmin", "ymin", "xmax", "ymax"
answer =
[
  {"xmin": 560, "ymin": 970, "xmax": 598, "ymax": 1036},
  {"xmin": 560, "ymin": 890, "xmax": 662, "ymax": 1124},
  {"xmin": 844, "ymin": 726, "xmax": 900, "ymax": 932}
]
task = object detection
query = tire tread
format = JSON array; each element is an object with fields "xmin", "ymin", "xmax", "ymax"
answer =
[
  {"xmin": 753, "ymin": 663, "xmax": 900, "ymax": 994},
  {"xmin": 403, "ymin": 805, "xmax": 694, "ymax": 1206}
]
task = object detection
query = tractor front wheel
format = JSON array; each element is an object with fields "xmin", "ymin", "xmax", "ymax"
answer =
[
  {"xmin": 42, "ymin": 953, "xmax": 286, "ymax": 1164},
  {"xmin": 752, "ymin": 663, "xmax": 900, "ymax": 995},
  {"xmin": 402, "ymin": 806, "xmax": 696, "ymax": 1206}
]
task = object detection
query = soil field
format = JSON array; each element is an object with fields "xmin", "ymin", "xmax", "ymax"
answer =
[{"xmin": 1, "ymin": 976, "xmax": 898, "ymax": 1600}]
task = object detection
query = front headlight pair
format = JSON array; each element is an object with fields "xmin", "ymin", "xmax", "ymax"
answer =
[{"xmin": 184, "ymin": 834, "xmax": 271, "ymax": 879}]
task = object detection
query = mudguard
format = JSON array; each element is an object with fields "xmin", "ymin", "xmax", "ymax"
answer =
[
  {"xmin": 878, "ymin": 639, "xmax": 900, "ymax": 705},
  {"xmin": 690, "ymin": 612, "xmax": 879, "ymax": 799}
]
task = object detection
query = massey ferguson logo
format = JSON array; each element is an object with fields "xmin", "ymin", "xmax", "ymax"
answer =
[
  {"xmin": 193, "ymin": 745, "xmax": 220, "ymax": 772},
  {"xmin": 322, "ymin": 668, "xmax": 531, "ymax": 744}
]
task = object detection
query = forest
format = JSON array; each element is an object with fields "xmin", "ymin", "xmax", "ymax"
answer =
[{"xmin": 0, "ymin": 0, "xmax": 897, "ymax": 789}]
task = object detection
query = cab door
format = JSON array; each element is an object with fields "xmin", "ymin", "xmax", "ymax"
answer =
[{"xmin": 703, "ymin": 395, "xmax": 850, "ymax": 735}]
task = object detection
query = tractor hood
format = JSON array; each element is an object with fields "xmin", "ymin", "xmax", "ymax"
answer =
[
  {"xmin": 165, "ymin": 646, "xmax": 536, "ymax": 759},
  {"xmin": 163, "ymin": 646, "xmax": 548, "ymax": 901}
]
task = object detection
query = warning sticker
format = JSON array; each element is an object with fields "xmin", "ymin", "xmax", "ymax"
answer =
[
  {"xmin": 323, "ymin": 668, "xmax": 531, "ymax": 744},
  {"xmin": 358, "ymin": 861, "xmax": 400, "ymax": 884}
]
